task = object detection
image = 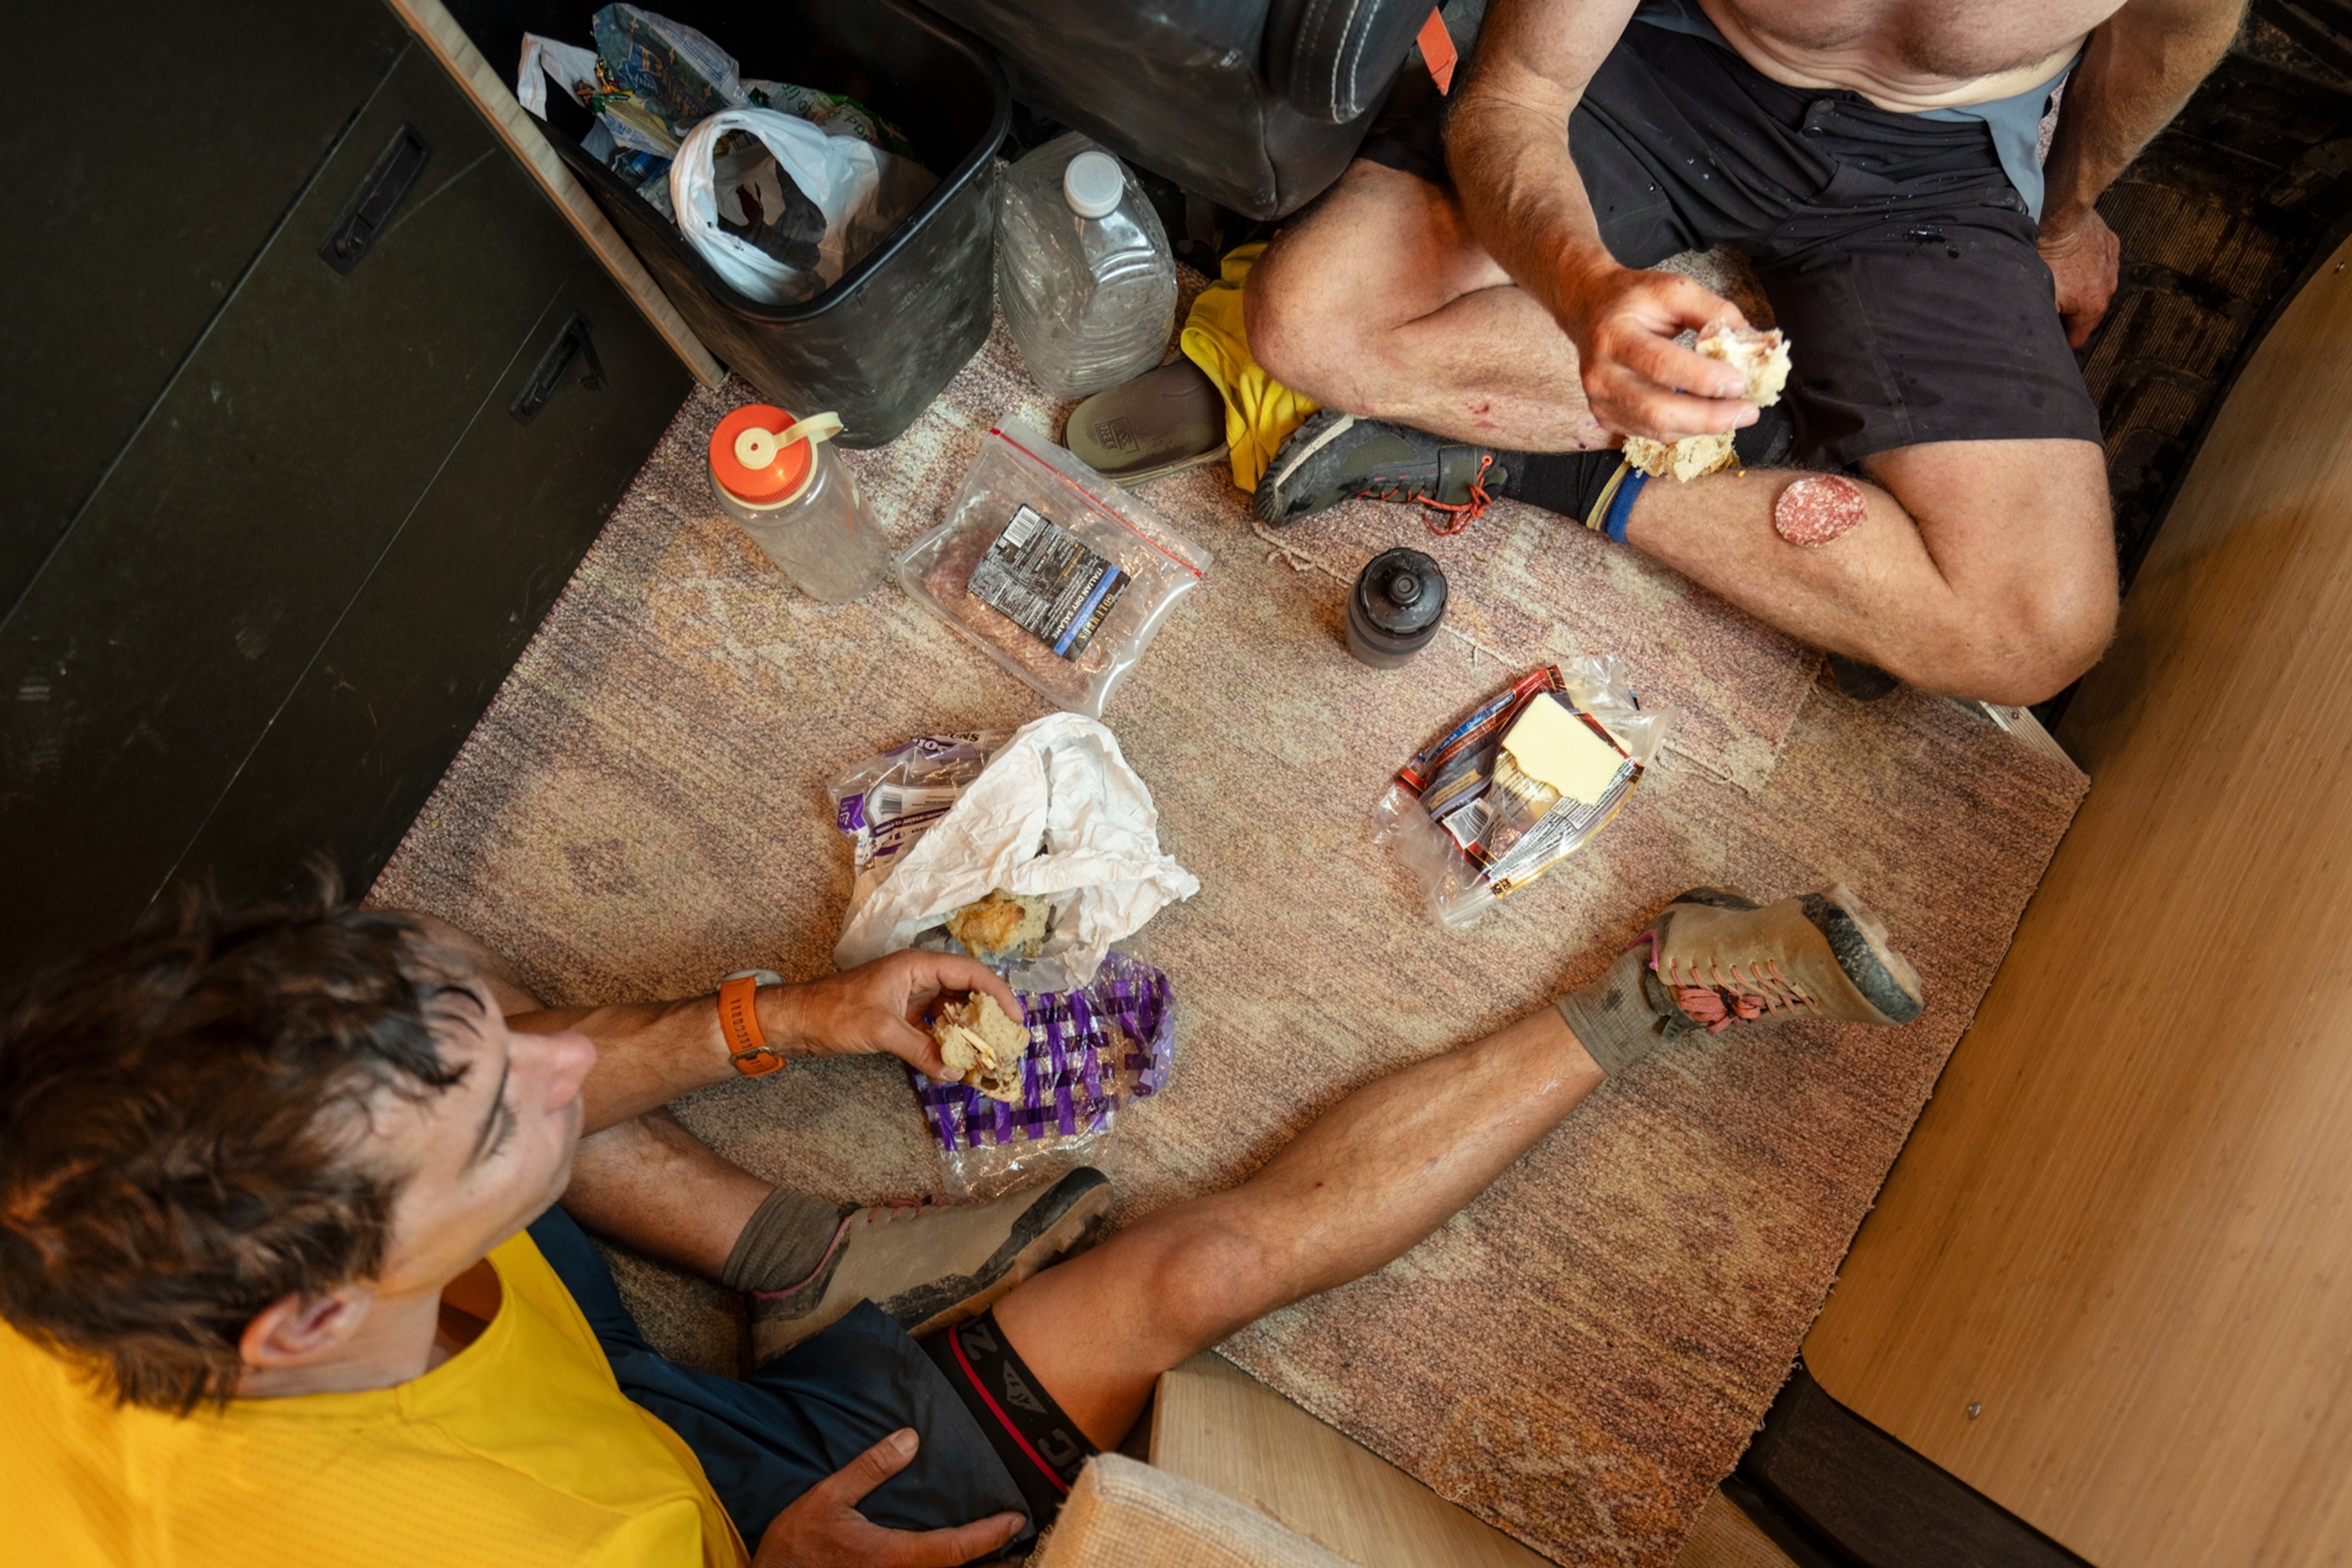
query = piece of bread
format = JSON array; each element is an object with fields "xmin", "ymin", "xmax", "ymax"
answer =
[
  {"xmin": 929, "ymin": 992, "xmax": 1029, "ymax": 1102},
  {"xmin": 943, "ymin": 889, "xmax": 1052, "ymax": 964},
  {"xmin": 1621, "ymin": 325, "xmax": 1791, "ymax": 482}
]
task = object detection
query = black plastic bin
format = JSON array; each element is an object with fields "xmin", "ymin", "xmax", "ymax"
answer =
[{"xmin": 450, "ymin": 0, "xmax": 1008, "ymax": 446}]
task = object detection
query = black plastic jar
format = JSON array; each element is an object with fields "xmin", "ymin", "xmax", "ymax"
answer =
[{"xmin": 1345, "ymin": 547, "xmax": 1449, "ymax": 668}]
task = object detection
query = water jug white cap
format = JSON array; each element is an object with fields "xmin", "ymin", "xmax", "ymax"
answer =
[{"xmin": 1063, "ymin": 150, "xmax": 1125, "ymax": 218}]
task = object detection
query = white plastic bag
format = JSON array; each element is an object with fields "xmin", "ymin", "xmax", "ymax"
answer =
[
  {"xmin": 833, "ymin": 712, "xmax": 1199, "ymax": 993},
  {"xmin": 671, "ymin": 109, "xmax": 934, "ymax": 305},
  {"xmin": 518, "ymin": 34, "xmax": 601, "ymax": 121}
]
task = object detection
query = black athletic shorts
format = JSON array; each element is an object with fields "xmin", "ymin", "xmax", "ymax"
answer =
[
  {"xmin": 531, "ymin": 1208, "xmax": 1080, "ymax": 1553},
  {"xmin": 920, "ymin": 1308, "xmax": 1099, "ymax": 1527},
  {"xmin": 1360, "ymin": 22, "xmax": 2102, "ymax": 467}
]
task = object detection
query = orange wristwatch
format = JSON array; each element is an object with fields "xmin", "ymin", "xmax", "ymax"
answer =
[{"xmin": 717, "ymin": 969, "xmax": 786, "ymax": 1076}]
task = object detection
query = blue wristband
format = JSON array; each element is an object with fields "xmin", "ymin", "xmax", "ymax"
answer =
[{"xmin": 1600, "ymin": 466, "xmax": 1648, "ymax": 544}]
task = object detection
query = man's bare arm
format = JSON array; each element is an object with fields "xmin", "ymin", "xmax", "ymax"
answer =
[
  {"xmin": 508, "ymin": 952, "xmax": 1021, "ymax": 1135},
  {"xmin": 2039, "ymin": 0, "xmax": 2245, "ymax": 344},
  {"xmin": 1444, "ymin": 0, "xmax": 1757, "ymax": 439}
]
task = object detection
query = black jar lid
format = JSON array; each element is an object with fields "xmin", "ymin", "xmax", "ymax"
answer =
[{"xmin": 1356, "ymin": 548, "xmax": 1449, "ymax": 635}]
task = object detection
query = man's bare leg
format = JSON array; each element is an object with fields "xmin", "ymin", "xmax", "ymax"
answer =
[
  {"xmin": 1249, "ymin": 162, "xmax": 1609, "ymax": 451},
  {"xmin": 993, "ymin": 1010, "xmax": 1606, "ymax": 1446},
  {"xmin": 565, "ymin": 1108, "xmax": 774, "ymax": 1278},
  {"xmin": 1250, "ymin": 161, "xmax": 2118, "ymax": 704},
  {"xmin": 534, "ymin": 980, "xmax": 1609, "ymax": 1448},
  {"xmin": 989, "ymin": 880, "xmax": 1930, "ymax": 1448},
  {"xmin": 1620, "ymin": 439, "xmax": 2116, "ymax": 704}
]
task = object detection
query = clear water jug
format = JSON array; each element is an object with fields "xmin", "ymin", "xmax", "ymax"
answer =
[
  {"xmin": 707, "ymin": 404, "xmax": 889, "ymax": 602},
  {"xmin": 996, "ymin": 132, "xmax": 1178, "ymax": 400}
]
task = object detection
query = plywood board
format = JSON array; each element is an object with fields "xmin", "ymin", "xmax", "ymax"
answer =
[
  {"xmin": 1150, "ymin": 1353, "xmax": 1550, "ymax": 1568},
  {"xmin": 1804, "ymin": 231, "xmax": 2352, "ymax": 1566},
  {"xmin": 1671, "ymin": 1494, "xmax": 1798, "ymax": 1568}
]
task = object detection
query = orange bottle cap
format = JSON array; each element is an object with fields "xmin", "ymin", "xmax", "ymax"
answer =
[{"xmin": 710, "ymin": 403, "xmax": 815, "ymax": 504}]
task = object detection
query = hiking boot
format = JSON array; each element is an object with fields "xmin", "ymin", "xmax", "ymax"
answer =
[
  {"xmin": 748, "ymin": 1168, "xmax": 1112, "ymax": 1364},
  {"xmin": 1254, "ymin": 410, "xmax": 1511, "ymax": 526},
  {"xmin": 1648, "ymin": 885, "xmax": 1924, "ymax": 1035},
  {"xmin": 1556, "ymin": 884, "xmax": 1922, "ymax": 1076}
]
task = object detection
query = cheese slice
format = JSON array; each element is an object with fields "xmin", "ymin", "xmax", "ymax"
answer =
[{"xmin": 1500, "ymin": 693, "xmax": 1626, "ymax": 805}]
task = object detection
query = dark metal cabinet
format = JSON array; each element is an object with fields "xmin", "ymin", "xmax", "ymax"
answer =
[
  {"xmin": 3, "ymin": 4, "xmax": 411, "ymax": 606},
  {"xmin": 1, "ymin": 11, "xmax": 691, "ymax": 986}
]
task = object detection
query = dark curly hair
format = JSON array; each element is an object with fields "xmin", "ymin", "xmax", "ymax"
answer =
[{"xmin": 0, "ymin": 883, "xmax": 479, "ymax": 1413}]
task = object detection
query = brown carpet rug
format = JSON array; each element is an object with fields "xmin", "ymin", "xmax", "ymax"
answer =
[{"xmin": 371, "ymin": 305, "xmax": 2086, "ymax": 1565}]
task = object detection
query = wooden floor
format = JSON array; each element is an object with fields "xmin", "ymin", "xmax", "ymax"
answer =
[{"xmin": 1804, "ymin": 227, "xmax": 2352, "ymax": 1566}]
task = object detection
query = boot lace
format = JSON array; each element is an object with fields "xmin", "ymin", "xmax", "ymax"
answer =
[
  {"xmin": 1638, "ymin": 933, "xmax": 1820, "ymax": 1034},
  {"xmin": 1357, "ymin": 452, "xmax": 1495, "ymax": 535}
]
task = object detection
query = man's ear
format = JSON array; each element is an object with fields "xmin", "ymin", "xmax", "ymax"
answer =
[{"xmin": 238, "ymin": 1285, "xmax": 374, "ymax": 1369}]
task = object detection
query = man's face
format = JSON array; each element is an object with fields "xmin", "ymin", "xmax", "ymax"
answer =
[{"xmin": 363, "ymin": 975, "xmax": 596, "ymax": 1296}]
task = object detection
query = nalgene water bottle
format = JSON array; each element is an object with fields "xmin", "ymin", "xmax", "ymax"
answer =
[
  {"xmin": 707, "ymin": 404, "xmax": 889, "ymax": 602},
  {"xmin": 995, "ymin": 132, "xmax": 1178, "ymax": 400}
]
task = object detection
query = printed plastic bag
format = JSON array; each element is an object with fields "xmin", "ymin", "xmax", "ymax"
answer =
[
  {"xmin": 671, "ymin": 109, "xmax": 936, "ymax": 304},
  {"xmin": 1373, "ymin": 658, "xmax": 1676, "ymax": 926},
  {"xmin": 829, "ymin": 732, "xmax": 1010, "ymax": 918},
  {"xmin": 829, "ymin": 713, "xmax": 1199, "ymax": 995},
  {"xmin": 912, "ymin": 951, "xmax": 1174, "ymax": 1198},
  {"xmin": 897, "ymin": 421, "xmax": 1210, "ymax": 720},
  {"xmin": 590, "ymin": 5, "xmax": 742, "ymax": 140}
]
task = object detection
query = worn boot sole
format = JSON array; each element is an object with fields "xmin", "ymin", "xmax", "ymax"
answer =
[
  {"xmin": 889, "ymin": 1168, "xmax": 1115, "ymax": 1338},
  {"xmin": 1065, "ymin": 360, "xmax": 1229, "ymax": 484},
  {"xmin": 1802, "ymin": 884, "xmax": 1924, "ymax": 1024},
  {"xmin": 1253, "ymin": 409, "xmax": 1361, "ymax": 524}
]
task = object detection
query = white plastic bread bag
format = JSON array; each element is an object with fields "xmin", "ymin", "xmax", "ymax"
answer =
[{"xmin": 834, "ymin": 712, "xmax": 1199, "ymax": 992}]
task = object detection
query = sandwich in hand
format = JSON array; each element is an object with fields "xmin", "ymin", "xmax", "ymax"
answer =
[
  {"xmin": 928, "ymin": 991, "xmax": 1029, "ymax": 1103},
  {"xmin": 1621, "ymin": 324, "xmax": 1791, "ymax": 482}
]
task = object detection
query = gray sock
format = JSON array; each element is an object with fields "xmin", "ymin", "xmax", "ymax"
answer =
[
  {"xmin": 721, "ymin": 1187, "xmax": 856, "ymax": 1294},
  {"xmin": 1555, "ymin": 945, "xmax": 1677, "ymax": 1077}
]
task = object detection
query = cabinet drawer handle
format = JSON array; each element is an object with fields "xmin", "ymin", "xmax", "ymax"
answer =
[
  {"xmin": 318, "ymin": 125, "xmax": 433, "ymax": 276},
  {"xmin": 510, "ymin": 312, "xmax": 607, "ymax": 426}
]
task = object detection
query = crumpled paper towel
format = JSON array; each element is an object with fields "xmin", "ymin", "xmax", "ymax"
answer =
[{"xmin": 833, "ymin": 711, "xmax": 1199, "ymax": 991}]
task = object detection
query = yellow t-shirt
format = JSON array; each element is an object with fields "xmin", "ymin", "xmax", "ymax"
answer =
[{"xmin": 0, "ymin": 1230, "xmax": 748, "ymax": 1568}]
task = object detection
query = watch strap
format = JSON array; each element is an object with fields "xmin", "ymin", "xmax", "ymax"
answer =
[{"xmin": 718, "ymin": 969, "xmax": 786, "ymax": 1076}]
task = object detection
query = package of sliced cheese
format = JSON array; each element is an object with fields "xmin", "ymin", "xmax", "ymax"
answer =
[{"xmin": 1372, "ymin": 656, "xmax": 1677, "ymax": 926}]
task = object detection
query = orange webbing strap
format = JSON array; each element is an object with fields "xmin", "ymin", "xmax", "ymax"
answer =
[{"xmin": 1419, "ymin": 9, "xmax": 1459, "ymax": 95}]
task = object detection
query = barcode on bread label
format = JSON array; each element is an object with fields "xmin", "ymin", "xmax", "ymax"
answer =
[{"xmin": 968, "ymin": 505, "xmax": 1129, "ymax": 658}]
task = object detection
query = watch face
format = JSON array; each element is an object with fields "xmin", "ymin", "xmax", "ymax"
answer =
[{"xmin": 723, "ymin": 969, "xmax": 785, "ymax": 987}]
